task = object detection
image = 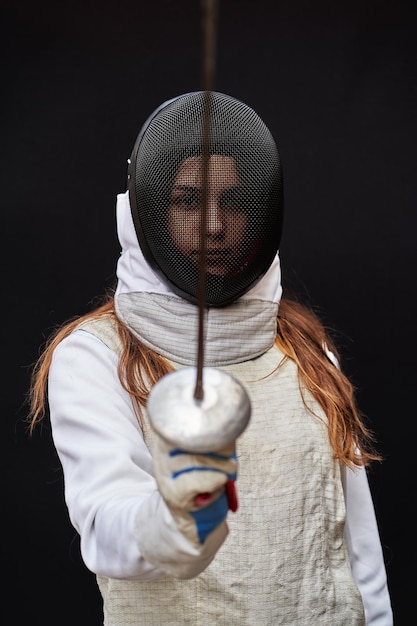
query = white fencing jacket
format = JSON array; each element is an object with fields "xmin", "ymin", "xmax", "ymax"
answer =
[{"xmin": 47, "ymin": 192, "xmax": 393, "ymax": 625}]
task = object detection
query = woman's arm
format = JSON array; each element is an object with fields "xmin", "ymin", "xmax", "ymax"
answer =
[
  {"xmin": 342, "ymin": 463, "xmax": 393, "ymax": 625},
  {"xmin": 48, "ymin": 329, "xmax": 227, "ymax": 580}
]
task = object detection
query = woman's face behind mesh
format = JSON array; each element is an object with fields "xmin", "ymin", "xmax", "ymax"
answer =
[
  {"xmin": 129, "ymin": 92, "xmax": 283, "ymax": 305},
  {"xmin": 167, "ymin": 155, "xmax": 250, "ymax": 278}
]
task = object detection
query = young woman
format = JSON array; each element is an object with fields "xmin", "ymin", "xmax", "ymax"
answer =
[{"xmin": 29, "ymin": 91, "xmax": 392, "ymax": 625}]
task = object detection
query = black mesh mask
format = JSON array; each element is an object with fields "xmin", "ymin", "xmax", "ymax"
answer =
[{"xmin": 127, "ymin": 91, "xmax": 283, "ymax": 307}]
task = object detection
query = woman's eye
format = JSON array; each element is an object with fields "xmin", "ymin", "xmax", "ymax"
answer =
[
  {"xmin": 220, "ymin": 188, "xmax": 245, "ymax": 212},
  {"xmin": 171, "ymin": 191, "xmax": 201, "ymax": 209}
]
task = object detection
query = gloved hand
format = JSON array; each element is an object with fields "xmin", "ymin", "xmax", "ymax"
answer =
[{"xmin": 152, "ymin": 434, "xmax": 238, "ymax": 546}]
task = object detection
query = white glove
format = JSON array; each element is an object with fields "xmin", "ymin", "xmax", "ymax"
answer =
[{"xmin": 152, "ymin": 434, "xmax": 238, "ymax": 546}]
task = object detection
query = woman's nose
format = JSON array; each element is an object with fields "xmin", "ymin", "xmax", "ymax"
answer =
[{"xmin": 206, "ymin": 199, "xmax": 224, "ymax": 234}]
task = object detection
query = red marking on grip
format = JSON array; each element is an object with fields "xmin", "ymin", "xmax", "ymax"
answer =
[{"xmin": 225, "ymin": 480, "xmax": 238, "ymax": 512}]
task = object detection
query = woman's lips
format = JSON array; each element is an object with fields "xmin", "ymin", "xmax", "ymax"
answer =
[
  {"xmin": 187, "ymin": 249, "xmax": 237, "ymax": 275},
  {"xmin": 205, "ymin": 250, "xmax": 230, "ymax": 264}
]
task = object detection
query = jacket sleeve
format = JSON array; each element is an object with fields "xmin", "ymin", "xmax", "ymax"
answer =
[
  {"xmin": 48, "ymin": 329, "xmax": 227, "ymax": 580},
  {"xmin": 341, "ymin": 464, "xmax": 393, "ymax": 625}
]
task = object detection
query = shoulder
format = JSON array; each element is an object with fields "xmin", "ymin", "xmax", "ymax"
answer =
[
  {"xmin": 49, "ymin": 319, "xmax": 124, "ymax": 398},
  {"xmin": 76, "ymin": 315, "xmax": 122, "ymax": 354}
]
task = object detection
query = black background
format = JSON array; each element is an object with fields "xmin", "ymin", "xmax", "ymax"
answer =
[{"xmin": 2, "ymin": 1, "xmax": 415, "ymax": 623}]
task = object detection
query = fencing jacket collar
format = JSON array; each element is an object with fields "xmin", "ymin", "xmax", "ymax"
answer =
[{"xmin": 114, "ymin": 191, "xmax": 282, "ymax": 366}]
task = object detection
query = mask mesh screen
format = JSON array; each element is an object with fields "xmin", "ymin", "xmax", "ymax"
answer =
[{"xmin": 128, "ymin": 91, "xmax": 283, "ymax": 306}]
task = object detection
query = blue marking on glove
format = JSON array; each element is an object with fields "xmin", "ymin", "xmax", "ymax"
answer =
[
  {"xmin": 169, "ymin": 448, "xmax": 237, "ymax": 480},
  {"xmin": 171, "ymin": 466, "xmax": 237, "ymax": 480},
  {"xmin": 189, "ymin": 492, "xmax": 229, "ymax": 544}
]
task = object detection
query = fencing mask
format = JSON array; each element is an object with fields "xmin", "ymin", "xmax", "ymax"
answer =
[{"xmin": 127, "ymin": 91, "xmax": 283, "ymax": 307}]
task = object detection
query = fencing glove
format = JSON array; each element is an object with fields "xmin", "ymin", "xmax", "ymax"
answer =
[{"xmin": 152, "ymin": 434, "xmax": 238, "ymax": 547}]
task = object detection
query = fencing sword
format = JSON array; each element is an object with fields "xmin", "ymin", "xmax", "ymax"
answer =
[{"xmin": 146, "ymin": 0, "xmax": 251, "ymax": 454}]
